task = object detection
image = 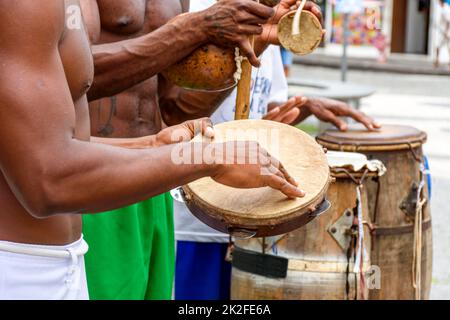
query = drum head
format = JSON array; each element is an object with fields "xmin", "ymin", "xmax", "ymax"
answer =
[
  {"xmin": 183, "ymin": 120, "xmax": 330, "ymax": 237},
  {"xmin": 317, "ymin": 124, "xmax": 427, "ymax": 151}
]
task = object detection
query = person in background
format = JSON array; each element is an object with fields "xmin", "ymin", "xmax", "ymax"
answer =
[
  {"xmin": 174, "ymin": 0, "xmax": 381, "ymax": 301},
  {"xmin": 280, "ymin": 47, "xmax": 294, "ymax": 77},
  {"xmin": 435, "ymin": 0, "xmax": 450, "ymax": 68}
]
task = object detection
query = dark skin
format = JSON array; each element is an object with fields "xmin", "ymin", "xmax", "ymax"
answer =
[
  {"xmin": 0, "ymin": 0, "xmax": 303, "ymax": 246},
  {"xmin": 80, "ymin": 0, "xmax": 323, "ymax": 139},
  {"xmin": 264, "ymin": 97, "xmax": 381, "ymax": 130}
]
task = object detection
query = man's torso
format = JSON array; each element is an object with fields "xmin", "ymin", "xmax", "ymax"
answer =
[
  {"xmin": 88, "ymin": 0, "xmax": 182, "ymax": 138},
  {"xmin": 0, "ymin": 0, "xmax": 93, "ymax": 245}
]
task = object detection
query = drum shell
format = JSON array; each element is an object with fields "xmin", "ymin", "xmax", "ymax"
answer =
[
  {"xmin": 363, "ymin": 148, "xmax": 432, "ymax": 300},
  {"xmin": 231, "ymin": 176, "xmax": 372, "ymax": 300},
  {"xmin": 316, "ymin": 127, "xmax": 432, "ymax": 300}
]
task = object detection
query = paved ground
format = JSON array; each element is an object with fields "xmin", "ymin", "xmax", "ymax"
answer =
[{"xmin": 291, "ymin": 65, "xmax": 450, "ymax": 300}]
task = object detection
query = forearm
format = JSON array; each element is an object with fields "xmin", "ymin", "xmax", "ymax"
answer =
[
  {"xmin": 88, "ymin": 12, "xmax": 207, "ymax": 101},
  {"xmin": 91, "ymin": 135, "xmax": 157, "ymax": 149},
  {"xmin": 36, "ymin": 140, "xmax": 211, "ymax": 216},
  {"xmin": 159, "ymin": 45, "xmax": 268, "ymax": 125},
  {"xmin": 160, "ymin": 86, "xmax": 234, "ymax": 125}
]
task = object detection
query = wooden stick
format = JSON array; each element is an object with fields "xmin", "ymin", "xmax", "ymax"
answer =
[{"xmin": 234, "ymin": 36, "xmax": 255, "ymax": 120}]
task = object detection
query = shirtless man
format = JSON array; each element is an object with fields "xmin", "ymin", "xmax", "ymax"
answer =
[
  {"xmin": 79, "ymin": 0, "xmax": 380, "ymax": 300},
  {"xmin": 79, "ymin": 0, "xmax": 321, "ymax": 300},
  {"xmin": 0, "ymin": 0, "xmax": 302, "ymax": 300}
]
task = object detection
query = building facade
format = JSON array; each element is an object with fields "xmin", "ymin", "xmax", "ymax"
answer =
[{"xmin": 318, "ymin": 0, "xmax": 449, "ymax": 63}]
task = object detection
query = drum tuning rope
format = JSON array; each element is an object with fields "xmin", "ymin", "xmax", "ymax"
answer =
[
  {"xmin": 335, "ymin": 168, "xmax": 369, "ymax": 300},
  {"xmin": 412, "ymin": 164, "xmax": 427, "ymax": 300}
]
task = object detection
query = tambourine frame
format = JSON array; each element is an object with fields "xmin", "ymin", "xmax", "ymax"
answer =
[{"xmin": 177, "ymin": 187, "xmax": 331, "ymax": 238}]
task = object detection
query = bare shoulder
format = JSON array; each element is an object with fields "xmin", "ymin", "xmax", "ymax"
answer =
[{"xmin": 0, "ymin": 0, "xmax": 65, "ymax": 51}]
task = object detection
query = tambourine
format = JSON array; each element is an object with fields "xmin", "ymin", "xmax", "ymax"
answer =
[{"xmin": 177, "ymin": 119, "xmax": 331, "ymax": 238}]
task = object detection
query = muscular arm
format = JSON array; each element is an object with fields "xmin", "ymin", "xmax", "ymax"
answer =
[
  {"xmin": 81, "ymin": 0, "xmax": 274, "ymax": 102},
  {"xmin": 158, "ymin": 76, "xmax": 234, "ymax": 125},
  {"xmin": 80, "ymin": 0, "xmax": 208, "ymax": 101},
  {"xmin": 158, "ymin": 0, "xmax": 323, "ymax": 125},
  {"xmin": 0, "ymin": 2, "xmax": 213, "ymax": 218}
]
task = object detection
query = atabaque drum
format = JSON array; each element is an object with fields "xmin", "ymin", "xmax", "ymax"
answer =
[
  {"xmin": 231, "ymin": 151, "xmax": 384, "ymax": 300},
  {"xmin": 181, "ymin": 120, "xmax": 331, "ymax": 238},
  {"xmin": 316, "ymin": 124, "xmax": 432, "ymax": 300}
]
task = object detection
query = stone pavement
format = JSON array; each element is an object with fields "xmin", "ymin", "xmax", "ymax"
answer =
[
  {"xmin": 294, "ymin": 50, "xmax": 450, "ymax": 76},
  {"xmin": 291, "ymin": 64, "xmax": 450, "ymax": 300}
]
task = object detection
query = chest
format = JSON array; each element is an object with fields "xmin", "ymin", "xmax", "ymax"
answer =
[
  {"xmin": 60, "ymin": 1, "xmax": 94, "ymax": 101},
  {"xmin": 97, "ymin": 0, "xmax": 182, "ymax": 40}
]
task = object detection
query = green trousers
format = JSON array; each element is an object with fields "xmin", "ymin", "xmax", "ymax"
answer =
[{"xmin": 83, "ymin": 193, "xmax": 174, "ymax": 300}]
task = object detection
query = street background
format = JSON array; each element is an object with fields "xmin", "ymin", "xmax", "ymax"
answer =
[{"xmin": 289, "ymin": 63, "xmax": 450, "ymax": 299}]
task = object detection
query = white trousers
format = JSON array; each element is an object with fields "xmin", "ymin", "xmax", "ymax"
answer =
[{"xmin": 0, "ymin": 236, "xmax": 89, "ymax": 300}]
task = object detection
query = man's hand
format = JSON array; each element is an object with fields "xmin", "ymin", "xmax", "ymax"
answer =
[
  {"xmin": 263, "ymin": 96, "xmax": 307, "ymax": 124},
  {"xmin": 155, "ymin": 118, "xmax": 215, "ymax": 146},
  {"xmin": 211, "ymin": 141, "xmax": 305, "ymax": 199},
  {"xmin": 301, "ymin": 97, "xmax": 381, "ymax": 131},
  {"xmin": 201, "ymin": 0, "xmax": 275, "ymax": 67},
  {"xmin": 259, "ymin": 0, "xmax": 324, "ymax": 46}
]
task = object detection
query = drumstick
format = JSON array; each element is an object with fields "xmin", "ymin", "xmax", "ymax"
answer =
[
  {"xmin": 234, "ymin": 36, "xmax": 255, "ymax": 120},
  {"xmin": 292, "ymin": 0, "xmax": 307, "ymax": 36}
]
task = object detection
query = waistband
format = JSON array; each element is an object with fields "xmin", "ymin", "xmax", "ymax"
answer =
[{"xmin": 0, "ymin": 236, "xmax": 89, "ymax": 259}]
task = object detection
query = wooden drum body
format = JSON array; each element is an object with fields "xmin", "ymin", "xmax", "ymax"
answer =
[
  {"xmin": 231, "ymin": 152, "xmax": 378, "ymax": 300},
  {"xmin": 317, "ymin": 125, "xmax": 432, "ymax": 300}
]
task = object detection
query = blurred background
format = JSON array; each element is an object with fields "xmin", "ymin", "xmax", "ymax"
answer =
[{"xmin": 286, "ymin": 0, "xmax": 450, "ymax": 299}]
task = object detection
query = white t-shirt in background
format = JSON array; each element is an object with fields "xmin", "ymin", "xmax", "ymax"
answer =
[{"xmin": 173, "ymin": 0, "xmax": 289, "ymax": 243}]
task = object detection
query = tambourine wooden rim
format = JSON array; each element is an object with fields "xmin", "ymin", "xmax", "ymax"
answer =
[
  {"xmin": 182, "ymin": 119, "xmax": 331, "ymax": 238},
  {"xmin": 277, "ymin": 10, "xmax": 323, "ymax": 56},
  {"xmin": 317, "ymin": 124, "xmax": 427, "ymax": 152},
  {"xmin": 182, "ymin": 190, "xmax": 330, "ymax": 238}
]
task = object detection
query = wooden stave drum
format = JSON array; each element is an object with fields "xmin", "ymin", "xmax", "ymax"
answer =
[
  {"xmin": 230, "ymin": 152, "xmax": 377, "ymax": 300},
  {"xmin": 182, "ymin": 119, "xmax": 331, "ymax": 238},
  {"xmin": 316, "ymin": 124, "xmax": 433, "ymax": 300}
]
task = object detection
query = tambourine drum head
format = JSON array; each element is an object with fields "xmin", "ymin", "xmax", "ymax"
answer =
[
  {"xmin": 278, "ymin": 10, "xmax": 323, "ymax": 56},
  {"xmin": 317, "ymin": 124, "xmax": 427, "ymax": 151},
  {"xmin": 162, "ymin": 44, "xmax": 236, "ymax": 92},
  {"xmin": 183, "ymin": 120, "xmax": 330, "ymax": 237}
]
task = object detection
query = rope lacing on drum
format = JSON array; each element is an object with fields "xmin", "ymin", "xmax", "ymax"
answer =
[
  {"xmin": 337, "ymin": 168, "xmax": 369, "ymax": 300},
  {"xmin": 412, "ymin": 164, "xmax": 427, "ymax": 300},
  {"xmin": 408, "ymin": 142, "xmax": 424, "ymax": 163},
  {"xmin": 407, "ymin": 142, "xmax": 427, "ymax": 300}
]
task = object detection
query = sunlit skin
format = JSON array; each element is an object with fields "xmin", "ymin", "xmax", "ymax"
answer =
[
  {"xmin": 0, "ymin": 0, "xmax": 304, "ymax": 246},
  {"xmin": 79, "ymin": 0, "xmax": 323, "ymax": 140}
]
